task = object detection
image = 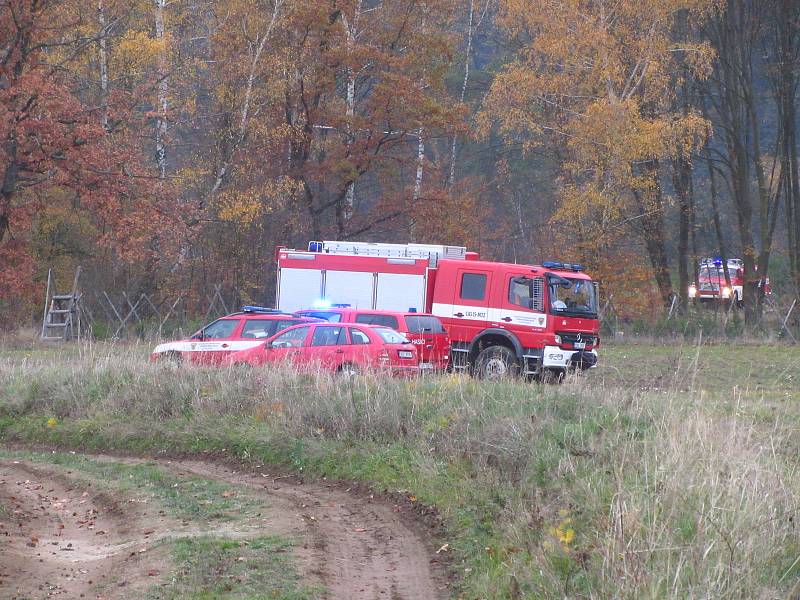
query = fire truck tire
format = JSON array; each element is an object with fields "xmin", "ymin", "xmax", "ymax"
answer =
[{"xmin": 474, "ymin": 346, "xmax": 520, "ymax": 380}]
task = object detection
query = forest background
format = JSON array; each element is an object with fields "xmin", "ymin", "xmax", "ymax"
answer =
[{"xmin": 1, "ymin": 0, "xmax": 799, "ymax": 327}]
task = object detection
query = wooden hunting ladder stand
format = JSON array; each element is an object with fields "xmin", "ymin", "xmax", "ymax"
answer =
[{"xmin": 41, "ymin": 267, "xmax": 83, "ymax": 341}]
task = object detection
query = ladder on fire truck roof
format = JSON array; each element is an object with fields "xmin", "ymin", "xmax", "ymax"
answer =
[
  {"xmin": 309, "ymin": 240, "xmax": 467, "ymax": 262},
  {"xmin": 40, "ymin": 267, "xmax": 84, "ymax": 341}
]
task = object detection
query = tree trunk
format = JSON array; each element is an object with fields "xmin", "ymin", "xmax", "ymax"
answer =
[
  {"xmin": 633, "ymin": 159, "xmax": 673, "ymax": 306},
  {"xmin": 341, "ymin": 0, "xmax": 362, "ymax": 221},
  {"xmin": 410, "ymin": 128, "xmax": 425, "ymax": 242},
  {"xmin": 673, "ymin": 155, "xmax": 692, "ymax": 312},
  {"xmin": 98, "ymin": 0, "xmax": 109, "ymax": 131},
  {"xmin": 154, "ymin": 0, "xmax": 168, "ymax": 179},
  {"xmin": 448, "ymin": 0, "xmax": 474, "ymax": 188}
]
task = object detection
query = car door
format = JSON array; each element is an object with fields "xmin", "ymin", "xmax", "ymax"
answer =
[
  {"xmin": 263, "ymin": 325, "xmax": 312, "ymax": 366},
  {"xmin": 448, "ymin": 269, "xmax": 492, "ymax": 342},
  {"xmin": 307, "ymin": 325, "xmax": 349, "ymax": 370},
  {"xmin": 347, "ymin": 326, "xmax": 373, "ymax": 363},
  {"xmin": 192, "ymin": 318, "xmax": 242, "ymax": 364}
]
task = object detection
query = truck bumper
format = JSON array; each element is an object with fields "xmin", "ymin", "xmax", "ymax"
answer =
[{"xmin": 542, "ymin": 346, "xmax": 598, "ymax": 369}]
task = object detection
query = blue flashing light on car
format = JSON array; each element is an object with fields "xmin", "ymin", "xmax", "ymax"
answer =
[
  {"xmin": 312, "ymin": 298, "xmax": 332, "ymax": 309},
  {"xmin": 308, "ymin": 241, "xmax": 324, "ymax": 252}
]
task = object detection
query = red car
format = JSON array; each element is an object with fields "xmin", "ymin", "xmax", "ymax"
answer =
[
  {"xmin": 150, "ymin": 306, "xmax": 318, "ymax": 364},
  {"xmin": 294, "ymin": 308, "xmax": 449, "ymax": 371},
  {"xmin": 224, "ymin": 322, "xmax": 419, "ymax": 375}
]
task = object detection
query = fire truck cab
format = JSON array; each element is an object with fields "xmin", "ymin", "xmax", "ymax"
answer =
[{"xmin": 275, "ymin": 241, "xmax": 600, "ymax": 379}]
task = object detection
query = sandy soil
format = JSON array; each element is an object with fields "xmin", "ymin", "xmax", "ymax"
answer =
[{"xmin": 0, "ymin": 454, "xmax": 448, "ymax": 599}]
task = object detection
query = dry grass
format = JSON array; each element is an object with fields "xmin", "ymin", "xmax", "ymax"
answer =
[{"xmin": 1, "ymin": 341, "xmax": 798, "ymax": 598}]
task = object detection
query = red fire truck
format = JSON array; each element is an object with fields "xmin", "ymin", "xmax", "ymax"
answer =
[
  {"xmin": 275, "ymin": 241, "xmax": 600, "ymax": 379},
  {"xmin": 688, "ymin": 257, "xmax": 771, "ymax": 305}
]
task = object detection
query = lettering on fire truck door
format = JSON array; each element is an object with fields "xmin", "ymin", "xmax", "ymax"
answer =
[
  {"xmin": 499, "ymin": 275, "xmax": 548, "ymax": 329},
  {"xmin": 448, "ymin": 269, "xmax": 492, "ymax": 341}
]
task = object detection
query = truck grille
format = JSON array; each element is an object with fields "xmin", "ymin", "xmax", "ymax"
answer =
[{"xmin": 558, "ymin": 332, "xmax": 596, "ymax": 346}]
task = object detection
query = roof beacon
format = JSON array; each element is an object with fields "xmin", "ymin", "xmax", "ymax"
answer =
[{"xmin": 542, "ymin": 261, "xmax": 584, "ymax": 272}]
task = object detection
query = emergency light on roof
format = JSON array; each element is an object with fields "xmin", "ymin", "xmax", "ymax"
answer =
[
  {"xmin": 242, "ymin": 305, "xmax": 281, "ymax": 313},
  {"xmin": 542, "ymin": 261, "xmax": 584, "ymax": 272}
]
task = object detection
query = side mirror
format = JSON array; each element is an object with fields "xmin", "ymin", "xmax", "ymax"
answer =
[{"xmin": 192, "ymin": 330, "xmax": 205, "ymax": 340}]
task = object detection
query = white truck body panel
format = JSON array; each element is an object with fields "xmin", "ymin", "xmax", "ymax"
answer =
[{"xmin": 375, "ymin": 273, "xmax": 427, "ymax": 312}]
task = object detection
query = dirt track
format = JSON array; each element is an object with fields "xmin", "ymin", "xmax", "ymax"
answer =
[{"xmin": 0, "ymin": 454, "xmax": 448, "ymax": 599}]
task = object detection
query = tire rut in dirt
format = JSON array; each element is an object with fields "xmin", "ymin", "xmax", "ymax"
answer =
[
  {"xmin": 0, "ymin": 461, "xmax": 165, "ymax": 599},
  {"xmin": 163, "ymin": 459, "xmax": 448, "ymax": 600}
]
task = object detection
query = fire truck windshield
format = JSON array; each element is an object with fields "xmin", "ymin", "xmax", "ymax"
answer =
[{"xmin": 548, "ymin": 276, "xmax": 598, "ymax": 318}]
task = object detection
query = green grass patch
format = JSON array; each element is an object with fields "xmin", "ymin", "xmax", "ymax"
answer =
[
  {"xmin": 149, "ymin": 535, "xmax": 320, "ymax": 600},
  {"xmin": 1, "ymin": 342, "xmax": 799, "ymax": 599},
  {"xmin": 0, "ymin": 449, "xmax": 259, "ymax": 521}
]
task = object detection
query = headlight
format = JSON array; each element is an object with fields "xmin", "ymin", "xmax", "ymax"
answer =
[
  {"xmin": 722, "ymin": 286, "xmax": 731, "ymax": 298},
  {"xmin": 554, "ymin": 335, "xmax": 561, "ymax": 344},
  {"xmin": 688, "ymin": 285, "xmax": 697, "ymax": 298}
]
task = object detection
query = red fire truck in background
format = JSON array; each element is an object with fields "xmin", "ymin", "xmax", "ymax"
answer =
[
  {"xmin": 688, "ymin": 257, "xmax": 771, "ymax": 304},
  {"xmin": 276, "ymin": 241, "xmax": 600, "ymax": 379}
]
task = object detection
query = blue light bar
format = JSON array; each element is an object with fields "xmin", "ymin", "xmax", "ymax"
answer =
[
  {"xmin": 242, "ymin": 305, "xmax": 280, "ymax": 313},
  {"xmin": 542, "ymin": 261, "xmax": 584, "ymax": 272},
  {"xmin": 308, "ymin": 241, "xmax": 323, "ymax": 252}
]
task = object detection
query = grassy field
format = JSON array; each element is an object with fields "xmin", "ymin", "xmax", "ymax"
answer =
[{"xmin": 1, "ymin": 339, "xmax": 798, "ymax": 599}]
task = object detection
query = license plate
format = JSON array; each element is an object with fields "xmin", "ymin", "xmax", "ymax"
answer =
[
  {"xmin": 398, "ymin": 350, "xmax": 414, "ymax": 359},
  {"xmin": 574, "ymin": 342, "xmax": 586, "ymax": 349},
  {"xmin": 419, "ymin": 362, "xmax": 434, "ymax": 369}
]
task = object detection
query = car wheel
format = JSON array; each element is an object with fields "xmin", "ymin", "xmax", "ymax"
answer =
[
  {"xmin": 474, "ymin": 346, "xmax": 519, "ymax": 380},
  {"xmin": 160, "ymin": 351, "xmax": 183, "ymax": 365},
  {"xmin": 338, "ymin": 362, "xmax": 360, "ymax": 377}
]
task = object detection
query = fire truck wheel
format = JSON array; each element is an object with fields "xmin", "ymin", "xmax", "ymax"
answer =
[{"xmin": 474, "ymin": 346, "xmax": 520, "ymax": 380}]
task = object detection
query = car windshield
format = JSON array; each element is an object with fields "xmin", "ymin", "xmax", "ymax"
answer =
[
  {"xmin": 373, "ymin": 327, "xmax": 410, "ymax": 344},
  {"xmin": 198, "ymin": 318, "xmax": 239, "ymax": 339},
  {"xmin": 548, "ymin": 276, "xmax": 598, "ymax": 317},
  {"xmin": 300, "ymin": 311, "xmax": 342, "ymax": 322}
]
